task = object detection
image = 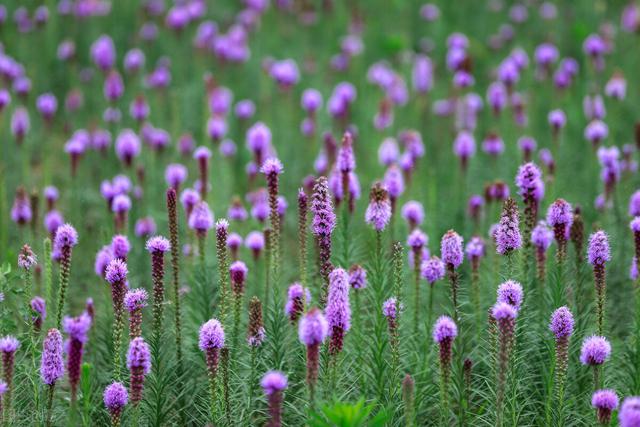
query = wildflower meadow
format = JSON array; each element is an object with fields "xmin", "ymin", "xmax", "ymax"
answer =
[{"xmin": 2, "ymin": 0, "xmax": 640, "ymax": 426}]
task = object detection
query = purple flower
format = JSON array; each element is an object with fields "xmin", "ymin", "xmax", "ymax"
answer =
[
  {"xmin": 588, "ymin": 231, "xmax": 611, "ymax": 266},
  {"xmin": 336, "ymin": 132, "xmax": 355, "ymax": 173},
  {"xmin": 311, "ymin": 177, "xmax": 336, "ymax": 236},
  {"xmin": 365, "ymin": 182, "xmax": 392, "ymax": 232},
  {"xmin": 301, "ymin": 89, "xmax": 322, "ymax": 113},
  {"xmin": 432, "ymin": 315, "xmax": 458, "ymax": 343},
  {"xmin": 245, "ymin": 231, "xmax": 265, "ymax": 258},
  {"xmin": 189, "ymin": 202, "xmax": 214, "ymax": 234},
  {"xmin": 260, "ymin": 157, "xmax": 284, "ymax": 176},
  {"xmin": 63, "ymin": 313, "xmax": 92, "ymax": 343},
  {"xmin": 127, "ymin": 337, "xmax": 151, "ymax": 375},
  {"xmin": 620, "ymin": 397, "xmax": 640, "ymax": 427},
  {"xmin": 146, "ymin": 236, "xmax": 170, "ymax": 253},
  {"xmin": 549, "ymin": 306, "xmax": 574, "ymax": 339},
  {"xmin": 103, "ymin": 382, "xmax": 128, "ymax": 420},
  {"xmin": 348, "ymin": 265, "xmax": 367, "ymax": 290},
  {"xmin": 492, "ymin": 302, "xmax": 518, "ymax": 320},
  {"xmin": 441, "ymin": 230, "xmax": 464, "ymax": 268},
  {"xmin": 580, "ymin": 336, "xmax": 611, "ymax": 365},
  {"xmin": 124, "ymin": 289, "xmax": 148, "ymax": 312},
  {"xmin": 105, "ymin": 259, "xmax": 128, "ymax": 285},
  {"xmin": 54, "ymin": 223, "xmax": 78, "ymax": 249},
  {"xmin": 465, "ymin": 237, "xmax": 485, "ymax": 260},
  {"xmin": 298, "ymin": 308, "xmax": 329, "ymax": 346},
  {"xmin": 165, "ymin": 164, "xmax": 188, "ymax": 190},
  {"xmin": 496, "ymin": 281, "xmax": 524, "ymax": 311},
  {"xmin": 115, "ymin": 129, "xmax": 141, "ymax": 166},
  {"xmin": 0, "ymin": 336, "xmax": 20, "ymax": 354},
  {"xmin": 515, "ymin": 163, "xmax": 544, "ymax": 202},
  {"xmin": 111, "ymin": 235, "xmax": 130, "ymax": 260},
  {"xmin": 401, "ymin": 201, "xmax": 424, "ymax": 228},
  {"xmin": 95, "ymin": 245, "xmax": 113, "ymax": 277},
  {"xmin": 199, "ymin": 319, "xmax": 225, "ymax": 350},
  {"xmin": 91, "ymin": 35, "xmax": 115, "ymax": 71},
  {"xmin": 229, "ymin": 261, "xmax": 248, "ymax": 295},
  {"xmin": 531, "ymin": 221, "xmax": 553, "ymax": 250},
  {"xmin": 17, "ymin": 244, "xmax": 37, "ymax": 270},
  {"xmin": 134, "ymin": 217, "xmax": 156, "ymax": 238},
  {"xmin": 592, "ymin": 389, "xmax": 619, "ymax": 424},
  {"xmin": 40, "ymin": 328, "xmax": 64, "ymax": 385},
  {"xmin": 326, "ymin": 268, "xmax": 351, "ymax": 341},
  {"xmin": 383, "ymin": 298, "xmax": 399, "ymax": 319},
  {"xmin": 496, "ymin": 198, "xmax": 522, "ymax": 255},
  {"xmin": 547, "ymin": 199, "xmax": 573, "ymax": 230},
  {"xmin": 261, "ymin": 371, "xmax": 288, "ymax": 395}
]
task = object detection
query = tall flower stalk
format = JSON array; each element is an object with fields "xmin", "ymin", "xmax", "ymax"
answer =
[
  {"xmin": 229, "ymin": 260, "xmax": 248, "ymax": 350},
  {"xmin": 199, "ymin": 319, "xmax": 225, "ymax": 423},
  {"xmin": 407, "ymin": 230, "xmax": 427, "ymax": 333},
  {"xmin": 0, "ymin": 336, "xmax": 20, "ymax": 422},
  {"xmin": 146, "ymin": 236, "xmax": 170, "ymax": 341},
  {"xmin": 441, "ymin": 230, "xmax": 464, "ymax": 324},
  {"xmin": 580, "ymin": 335, "xmax": 611, "ymax": 391},
  {"xmin": 247, "ymin": 297, "xmax": 265, "ymax": 408},
  {"xmin": 383, "ymin": 298, "xmax": 400, "ymax": 380},
  {"xmin": 103, "ymin": 382, "xmax": 128, "ymax": 427},
  {"xmin": 188, "ymin": 201, "xmax": 214, "ymax": 264},
  {"xmin": 433, "ymin": 316, "xmax": 458, "ymax": 422},
  {"xmin": 421, "ymin": 256, "xmax": 445, "ymax": 327},
  {"xmin": 492, "ymin": 302, "xmax": 518, "ymax": 427},
  {"xmin": 124, "ymin": 289, "xmax": 148, "ymax": 339},
  {"xmin": 311, "ymin": 177, "xmax": 336, "ymax": 304},
  {"xmin": 591, "ymin": 389, "xmax": 618, "ymax": 425},
  {"xmin": 297, "ymin": 189, "xmax": 309, "ymax": 286},
  {"xmin": 40, "ymin": 329, "xmax": 64, "ymax": 427},
  {"xmin": 18, "ymin": 244, "xmax": 37, "ymax": 330},
  {"xmin": 216, "ymin": 220, "xmax": 231, "ymax": 324},
  {"xmin": 588, "ymin": 231, "xmax": 611, "ymax": 335},
  {"xmin": 53, "ymin": 224, "xmax": 78, "ymax": 328},
  {"xmin": 127, "ymin": 337, "xmax": 151, "ymax": 408},
  {"xmin": 261, "ymin": 371, "xmax": 288, "ymax": 427},
  {"xmin": 106, "ymin": 259, "xmax": 128, "ymax": 379},
  {"xmin": 262, "ymin": 157, "xmax": 284, "ymax": 303},
  {"xmin": 547, "ymin": 199, "xmax": 573, "ymax": 264},
  {"xmin": 167, "ymin": 189, "xmax": 184, "ymax": 403},
  {"xmin": 402, "ymin": 374, "xmax": 415, "ymax": 427},
  {"xmin": 532, "ymin": 222, "xmax": 553, "ymax": 282},
  {"xmin": 63, "ymin": 313, "xmax": 91, "ymax": 403},
  {"xmin": 299, "ymin": 308, "xmax": 328, "ymax": 407},
  {"xmin": 548, "ymin": 306, "xmax": 574, "ymax": 423}
]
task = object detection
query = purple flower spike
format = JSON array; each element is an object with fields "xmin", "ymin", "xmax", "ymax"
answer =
[
  {"xmin": 421, "ymin": 256, "xmax": 445, "ymax": 284},
  {"xmin": 326, "ymin": 268, "xmax": 351, "ymax": 356},
  {"xmin": 619, "ymin": 397, "xmax": 640, "ymax": 427},
  {"xmin": 199, "ymin": 319, "xmax": 225, "ymax": 351},
  {"xmin": 441, "ymin": 230, "xmax": 464, "ymax": 269},
  {"xmin": 261, "ymin": 371, "xmax": 288, "ymax": 427},
  {"xmin": 348, "ymin": 265, "xmax": 367, "ymax": 290},
  {"xmin": 103, "ymin": 382, "xmax": 128, "ymax": 426},
  {"xmin": 40, "ymin": 329, "xmax": 64, "ymax": 386},
  {"xmin": 124, "ymin": 289, "xmax": 148, "ymax": 312},
  {"xmin": 127, "ymin": 337, "xmax": 151, "ymax": 405},
  {"xmin": 285, "ymin": 283, "xmax": 310, "ymax": 323},
  {"xmin": 549, "ymin": 307, "xmax": 574, "ymax": 339},
  {"xmin": 189, "ymin": 201, "xmax": 214, "ymax": 236},
  {"xmin": 365, "ymin": 182, "xmax": 392, "ymax": 232},
  {"xmin": 299, "ymin": 307, "xmax": 329, "ymax": 347},
  {"xmin": 588, "ymin": 230, "xmax": 611, "ymax": 266},
  {"xmin": 496, "ymin": 198, "xmax": 522, "ymax": 255},
  {"xmin": 592, "ymin": 389, "xmax": 619, "ymax": 425},
  {"xmin": 496, "ymin": 280, "xmax": 523, "ymax": 311},
  {"xmin": 580, "ymin": 336, "xmax": 611, "ymax": 366},
  {"xmin": 229, "ymin": 261, "xmax": 248, "ymax": 295},
  {"xmin": 433, "ymin": 315, "xmax": 458, "ymax": 343}
]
